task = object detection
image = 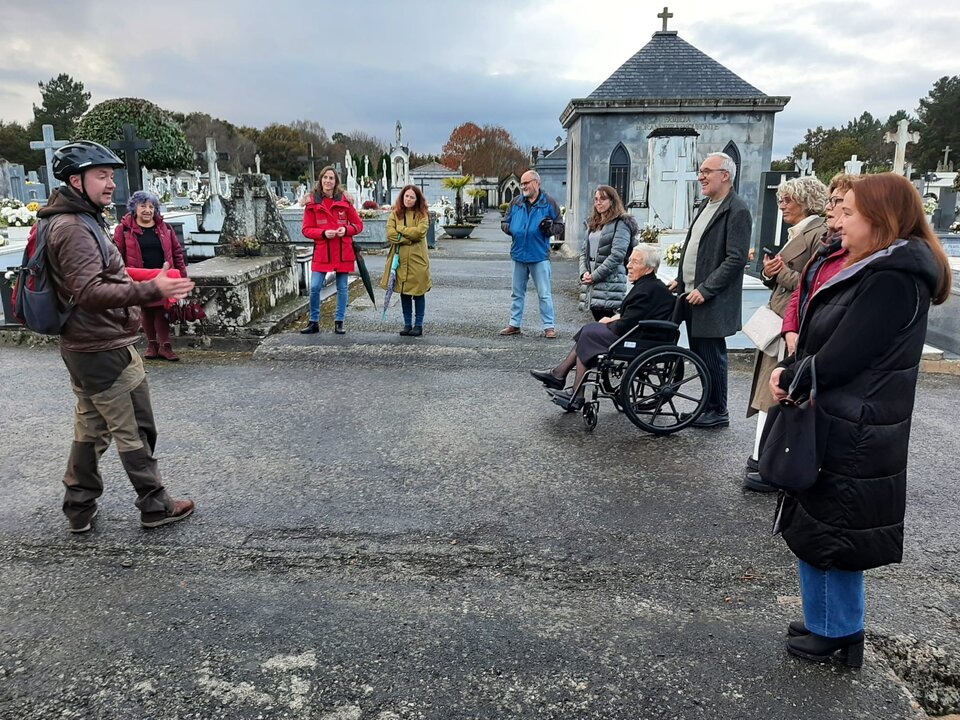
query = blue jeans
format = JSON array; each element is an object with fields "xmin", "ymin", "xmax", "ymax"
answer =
[
  {"xmin": 309, "ymin": 271, "xmax": 349, "ymax": 322},
  {"xmin": 510, "ymin": 260, "xmax": 554, "ymax": 329},
  {"xmin": 798, "ymin": 560, "xmax": 865, "ymax": 637},
  {"xmin": 400, "ymin": 294, "xmax": 425, "ymax": 327}
]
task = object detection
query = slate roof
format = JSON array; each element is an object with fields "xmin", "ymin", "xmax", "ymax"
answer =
[
  {"xmin": 589, "ymin": 31, "xmax": 765, "ymax": 100},
  {"xmin": 410, "ymin": 162, "xmax": 458, "ymax": 175}
]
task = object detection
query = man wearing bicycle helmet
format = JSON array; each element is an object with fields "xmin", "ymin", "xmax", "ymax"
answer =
[{"xmin": 41, "ymin": 140, "xmax": 197, "ymax": 533}]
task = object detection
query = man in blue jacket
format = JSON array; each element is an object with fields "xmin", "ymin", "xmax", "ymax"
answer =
[{"xmin": 500, "ymin": 170, "xmax": 564, "ymax": 338}]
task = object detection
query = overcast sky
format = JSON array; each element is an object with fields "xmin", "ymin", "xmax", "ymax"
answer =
[{"xmin": 3, "ymin": 0, "xmax": 958, "ymax": 159}]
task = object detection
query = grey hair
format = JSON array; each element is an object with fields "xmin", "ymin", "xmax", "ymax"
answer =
[
  {"xmin": 705, "ymin": 152, "xmax": 737, "ymax": 183},
  {"xmin": 522, "ymin": 170, "xmax": 541, "ymax": 182},
  {"xmin": 777, "ymin": 176, "xmax": 829, "ymax": 215},
  {"xmin": 127, "ymin": 190, "xmax": 161, "ymax": 215},
  {"xmin": 632, "ymin": 243, "xmax": 661, "ymax": 271}
]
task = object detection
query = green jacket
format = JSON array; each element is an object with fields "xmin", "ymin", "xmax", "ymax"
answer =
[{"xmin": 381, "ymin": 210, "xmax": 432, "ymax": 296}]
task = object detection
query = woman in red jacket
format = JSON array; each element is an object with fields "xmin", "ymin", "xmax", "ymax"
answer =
[
  {"xmin": 113, "ymin": 190, "xmax": 188, "ymax": 360},
  {"xmin": 300, "ymin": 166, "xmax": 364, "ymax": 334}
]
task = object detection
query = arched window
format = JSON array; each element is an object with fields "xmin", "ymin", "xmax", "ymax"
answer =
[
  {"xmin": 722, "ymin": 141, "xmax": 742, "ymax": 193},
  {"xmin": 608, "ymin": 144, "xmax": 631, "ymax": 204}
]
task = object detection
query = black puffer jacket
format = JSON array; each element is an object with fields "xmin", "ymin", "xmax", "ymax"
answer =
[{"xmin": 775, "ymin": 238, "xmax": 941, "ymax": 571}]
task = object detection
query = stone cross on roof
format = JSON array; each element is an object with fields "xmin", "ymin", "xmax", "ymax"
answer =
[
  {"xmin": 109, "ymin": 124, "xmax": 152, "ymax": 193},
  {"xmin": 658, "ymin": 6, "xmax": 673, "ymax": 32},
  {"xmin": 29, "ymin": 124, "xmax": 67, "ymax": 193},
  {"xmin": 883, "ymin": 119, "xmax": 919, "ymax": 176}
]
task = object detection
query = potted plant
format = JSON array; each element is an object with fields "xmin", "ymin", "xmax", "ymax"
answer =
[
  {"xmin": 498, "ymin": 202, "xmax": 510, "ymax": 218},
  {"xmin": 441, "ymin": 175, "xmax": 476, "ymax": 239},
  {"xmin": 230, "ymin": 235, "xmax": 262, "ymax": 257}
]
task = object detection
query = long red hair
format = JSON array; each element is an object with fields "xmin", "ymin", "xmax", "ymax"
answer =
[
  {"xmin": 393, "ymin": 185, "xmax": 428, "ymax": 218},
  {"xmin": 844, "ymin": 173, "xmax": 952, "ymax": 304}
]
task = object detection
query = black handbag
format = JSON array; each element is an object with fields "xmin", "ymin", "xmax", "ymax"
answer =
[{"xmin": 758, "ymin": 356, "xmax": 831, "ymax": 493}]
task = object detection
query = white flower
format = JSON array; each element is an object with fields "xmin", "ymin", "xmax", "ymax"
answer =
[{"xmin": 1, "ymin": 205, "xmax": 37, "ymax": 227}]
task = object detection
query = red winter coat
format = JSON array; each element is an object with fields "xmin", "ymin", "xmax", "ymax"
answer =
[
  {"xmin": 302, "ymin": 192, "xmax": 364, "ymax": 273},
  {"xmin": 113, "ymin": 213, "xmax": 188, "ymax": 276}
]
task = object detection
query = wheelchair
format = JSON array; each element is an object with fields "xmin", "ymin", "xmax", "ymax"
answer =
[{"xmin": 563, "ymin": 296, "xmax": 711, "ymax": 435}]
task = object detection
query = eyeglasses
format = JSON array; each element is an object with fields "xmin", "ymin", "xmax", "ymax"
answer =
[
  {"xmin": 777, "ymin": 197, "xmax": 796, "ymax": 206},
  {"xmin": 826, "ymin": 196, "xmax": 844, "ymax": 208},
  {"xmin": 698, "ymin": 168, "xmax": 724, "ymax": 176},
  {"xmin": 520, "ymin": 181, "xmax": 535, "ymax": 187}
]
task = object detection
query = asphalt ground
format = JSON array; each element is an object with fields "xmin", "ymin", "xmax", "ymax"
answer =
[{"xmin": 0, "ymin": 214, "xmax": 957, "ymax": 719}]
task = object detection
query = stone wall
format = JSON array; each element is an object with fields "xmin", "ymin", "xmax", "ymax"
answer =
[{"xmin": 565, "ymin": 110, "xmax": 776, "ymax": 250}]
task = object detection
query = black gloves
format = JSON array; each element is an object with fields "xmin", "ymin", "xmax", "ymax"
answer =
[{"xmin": 538, "ymin": 218, "xmax": 554, "ymax": 236}]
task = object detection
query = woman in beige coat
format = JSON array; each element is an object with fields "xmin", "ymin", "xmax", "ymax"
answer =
[
  {"xmin": 744, "ymin": 176, "xmax": 828, "ymax": 491},
  {"xmin": 382, "ymin": 184, "xmax": 432, "ymax": 336}
]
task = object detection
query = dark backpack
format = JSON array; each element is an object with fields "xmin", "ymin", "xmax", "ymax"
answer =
[{"xmin": 11, "ymin": 214, "xmax": 111, "ymax": 335}]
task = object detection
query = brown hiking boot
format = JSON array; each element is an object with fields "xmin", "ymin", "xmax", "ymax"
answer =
[
  {"xmin": 144, "ymin": 341, "xmax": 159, "ymax": 359},
  {"xmin": 141, "ymin": 499, "xmax": 195, "ymax": 528},
  {"xmin": 158, "ymin": 343, "xmax": 179, "ymax": 361}
]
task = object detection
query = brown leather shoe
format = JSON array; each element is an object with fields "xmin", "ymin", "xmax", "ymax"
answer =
[
  {"xmin": 158, "ymin": 343, "xmax": 179, "ymax": 361},
  {"xmin": 544, "ymin": 328, "xmax": 557, "ymax": 339},
  {"xmin": 499, "ymin": 325, "xmax": 521, "ymax": 336},
  {"xmin": 141, "ymin": 499, "xmax": 195, "ymax": 528}
]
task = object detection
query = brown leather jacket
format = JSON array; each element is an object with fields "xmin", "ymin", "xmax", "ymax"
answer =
[{"xmin": 41, "ymin": 187, "xmax": 163, "ymax": 352}]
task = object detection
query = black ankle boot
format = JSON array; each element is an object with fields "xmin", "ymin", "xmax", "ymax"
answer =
[
  {"xmin": 787, "ymin": 621, "xmax": 810, "ymax": 637},
  {"xmin": 399, "ymin": 325, "xmax": 413, "ymax": 336},
  {"xmin": 786, "ymin": 630, "xmax": 864, "ymax": 667},
  {"xmin": 410, "ymin": 326, "xmax": 423, "ymax": 336},
  {"xmin": 334, "ymin": 321, "xmax": 345, "ymax": 335},
  {"xmin": 300, "ymin": 321, "xmax": 319, "ymax": 334}
]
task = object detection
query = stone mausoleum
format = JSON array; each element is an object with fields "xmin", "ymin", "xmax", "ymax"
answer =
[{"xmin": 559, "ymin": 17, "xmax": 789, "ymax": 243}]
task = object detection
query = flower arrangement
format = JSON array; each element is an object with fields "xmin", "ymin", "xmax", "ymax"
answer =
[
  {"xmin": 358, "ymin": 208, "xmax": 386, "ymax": 219},
  {"xmin": 950, "ymin": 220, "xmax": 960, "ymax": 234},
  {"xmin": 664, "ymin": 242, "xmax": 683, "ymax": 266},
  {"xmin": 922, "ymin": 197, "xmax": 938, "ymax": 216},
  {"xmin": 639, "ymin": 224, "xmax": 661, "ymax": 243},
  {"xmin": 362, "ymin": 200, "xmax": 379, "ymax": 210},
  {"xmin": 276, "ymin": 197, "xmax": 292, "ymax": 208},
  {"xmin": 1, "ymin": 203, "xmax": 38, "ymax": 228}
]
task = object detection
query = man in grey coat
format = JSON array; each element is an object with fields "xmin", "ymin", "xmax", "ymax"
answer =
[{"xmin": 669, "ymin": 152, "xmax": 752, "ymax": 428}]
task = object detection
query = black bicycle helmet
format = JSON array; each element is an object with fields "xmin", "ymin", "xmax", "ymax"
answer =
[{"xmin": 52, "ymin": 141, "xmax": 125, "ymax": 180}]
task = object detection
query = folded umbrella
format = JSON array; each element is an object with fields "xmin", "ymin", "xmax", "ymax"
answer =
[
  {"xmin": 381, "ymin": 251, "xmax": 400, "ymax": 321},
  {"xmin": 353, "ymin": 245, "xmax": 377, "ymax": 309}
]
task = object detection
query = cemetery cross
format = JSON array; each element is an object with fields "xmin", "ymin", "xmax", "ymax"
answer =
[
  {"xmin": 109, "ymin": 124, "xmax": 152, "ymax": 193},
  {"xmin": 298, "ymin": 143, "xmax": 316, "ymax": 185},
  {"xmin": 883, "ymin": 118, "xmax": 920, "ymax": 176},
  {"xmin": 29, "ymin": 124, "xmax": 67, "ymax": 193}
]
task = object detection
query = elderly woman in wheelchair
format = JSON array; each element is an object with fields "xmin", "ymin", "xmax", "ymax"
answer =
[{"xmin": 530, "ymin": 244, "xmax": 711, "ymax": 434}]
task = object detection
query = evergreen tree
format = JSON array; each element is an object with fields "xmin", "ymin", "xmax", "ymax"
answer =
[{"xmin": 29, "ymin": 73, "xmax": 90, "ymax": 140}]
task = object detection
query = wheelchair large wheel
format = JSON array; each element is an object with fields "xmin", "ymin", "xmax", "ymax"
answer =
[{"xmin": 619, "ymin": 346, "xmax": 710, "ymax": 435}]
